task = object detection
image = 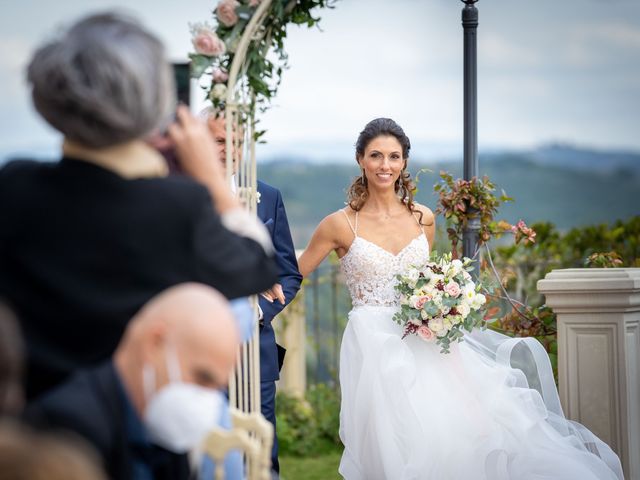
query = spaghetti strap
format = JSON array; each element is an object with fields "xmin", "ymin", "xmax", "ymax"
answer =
[
  {"xmin": 341, "ymin": 209, "xmax": 358, "ymax": 236},
  {"xmin": 412, "ymin": 208, "xmax": 426, "ymax": 237}
]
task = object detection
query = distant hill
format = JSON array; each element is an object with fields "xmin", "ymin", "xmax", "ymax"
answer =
[
  {"xmin": 2, "ymin": 144, "xmax": 639, "ymax": 248},
  {"xmin": 495, "ymin": 143, "xmax": 640, "ymax": 174},
  {"xmin": 260, "ymin": 154, "xmax": 640, "ymax": 246}
]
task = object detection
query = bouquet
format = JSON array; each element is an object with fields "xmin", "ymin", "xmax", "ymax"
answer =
[{"xmin": 393, "ymin": 252, "xmax": 486, "ymax": 353}]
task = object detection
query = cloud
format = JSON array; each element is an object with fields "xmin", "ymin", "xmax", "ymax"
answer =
[
  {"xmin": 566, "ymin": 22, "xmax": 640, "ymax": 68},
  {"xmin": 1, "ymin": 0, "xmax": 640, "ymax": 156}
]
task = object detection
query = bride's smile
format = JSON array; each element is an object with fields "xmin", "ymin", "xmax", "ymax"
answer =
[{"xmin": 359, "ymin": 135, "xmax": 405, "ymax": 189}]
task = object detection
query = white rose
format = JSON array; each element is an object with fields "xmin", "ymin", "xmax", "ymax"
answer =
[
  {"xmin": 429, "ymin": 317, "xmax": 444, "ymax": 333},
  {"xmin": 432, "ymin": 294, "xmax": 443, "ymax": 308},
  {"xmin": 445, "ymin": 259, "xmax": 463, "ymax": 278},
  {"xmin": 429, "ymin": 274, "xmax": 444, "ymax": 288},
  {"xmin": 409, "ymin": 295, "xmax": 420, "ymax": 308},
  {"xmin": 471, "ymin": 293, "xmax": 487, "ymax": 310},
  {"xmin": 457, "ymin": 302, "xmax": 471, "ymax": 318},
  {"xmin": 443, "ymin": 317, "xmax": 453, "ymax": 331},
  {"xmin": 404, "ymin": 268, "xmax": 420, "ymax": 287},
  {"xmin": 210, "ymin": 83, "xmax": 228, "ymax": 100}
]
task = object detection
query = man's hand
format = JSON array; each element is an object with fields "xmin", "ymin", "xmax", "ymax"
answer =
[{"xmin": 260, "ymin": 283, "xmax": 285, "ymax": 305}]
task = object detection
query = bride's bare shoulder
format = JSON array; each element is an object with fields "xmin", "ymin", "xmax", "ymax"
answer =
[
  {"xmin": 312, "ymin": 207, "xmax": 355, "ymax": 240},
  {"xmin": 318, "ymin": 207, "xmax": 354, "ymax": 231},
  {"xmin": 412, "ymin": 202, "xmax": 435, "ymax": 226}
]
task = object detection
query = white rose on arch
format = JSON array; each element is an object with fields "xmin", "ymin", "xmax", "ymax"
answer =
[{"xmin": 210, "ymin": 83, "xmax": 228, "ymax": 101}]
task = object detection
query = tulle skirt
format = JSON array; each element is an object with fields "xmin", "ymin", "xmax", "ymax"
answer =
[{"xmin": 338, "ymin": 305, "xmax": 624, "ymax": 480}]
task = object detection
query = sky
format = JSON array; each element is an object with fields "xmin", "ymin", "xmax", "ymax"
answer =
[{"xmin": 1, "ymin": 0, "xmax": 639, "ymax": 162}]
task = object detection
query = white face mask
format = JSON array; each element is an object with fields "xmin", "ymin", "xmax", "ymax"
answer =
[{"xmin": 142, "ymin": 346, "xmax": 224, "ymax": 453}]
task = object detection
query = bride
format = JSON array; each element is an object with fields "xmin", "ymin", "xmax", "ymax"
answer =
[{"xmin": 297, "ymin": 118, "xmax": 624, "ymax": 480}]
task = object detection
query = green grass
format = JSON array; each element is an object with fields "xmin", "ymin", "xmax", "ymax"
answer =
[{"xmin": 280, "ymin": 452, "xmax": 343, "ymax": 480}]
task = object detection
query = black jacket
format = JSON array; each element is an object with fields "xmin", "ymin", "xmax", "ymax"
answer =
[{"xmin": 0, "ymin": 158, "xmax": 278, "ymax": 398}]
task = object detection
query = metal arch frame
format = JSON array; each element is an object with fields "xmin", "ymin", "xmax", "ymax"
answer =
[{"xmin": 223, "ymin": 0, "xmax": 274, "ymax": 415}]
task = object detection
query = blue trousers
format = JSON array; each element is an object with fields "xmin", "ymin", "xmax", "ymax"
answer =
[{"xmin": 261, "ymin": 380, "xmax": 279, "ymax": 473}]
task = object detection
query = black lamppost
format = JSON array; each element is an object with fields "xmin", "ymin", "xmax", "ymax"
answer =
[{"xmin": 461, "ymin": 0, "xmax": 480, "ymax": 268}]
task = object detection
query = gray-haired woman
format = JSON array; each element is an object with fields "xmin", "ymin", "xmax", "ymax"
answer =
[{"xmin": 0, "ymin": 12, "xmax": 277, "ymax": 400}]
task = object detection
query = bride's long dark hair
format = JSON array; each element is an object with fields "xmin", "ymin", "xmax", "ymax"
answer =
[{"xmin": 347, "ymin": 118, "xmax": 431, "ymax": 226}]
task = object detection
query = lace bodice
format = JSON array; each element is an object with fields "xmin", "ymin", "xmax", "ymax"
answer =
[{"xmin": 339, "ymin": 211, "xmax": 430, "ymax": 307}]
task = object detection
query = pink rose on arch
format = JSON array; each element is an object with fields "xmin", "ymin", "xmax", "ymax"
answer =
[
  {"xmin": 417, "ymin": 325, "xmax": 435, "ymax": 342},
  {"xmin": 217, "ymin": 0, "xmax": 240, "ymax": 27},
  {"xmin": 191, "ymin": 26, "xmax": 226, "ymax": 56},
  {"xmin": 212, "ymin": 68, "xmax": 229, "ymax": 83},
  {"xmin": 444, "ymin": 281, "xmax": 461, "ymax": 298}
]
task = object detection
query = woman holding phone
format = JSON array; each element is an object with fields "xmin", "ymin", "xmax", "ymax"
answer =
[{"xmin": 0, "ymin": 12, "xmax": 277, "ymax": 399}]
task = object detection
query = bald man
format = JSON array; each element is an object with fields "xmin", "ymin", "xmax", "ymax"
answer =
[{"xmin": 24, "ymin": 284, "xmax": 240, "ymax": 480}]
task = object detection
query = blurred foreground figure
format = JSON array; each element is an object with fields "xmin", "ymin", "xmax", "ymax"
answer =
[
  {"xmin": 0, "ymin": 422, "xmax": 107, "ymax": 480},
  {"xmin": 25, "ymin": 283, "xmax": 240, "ymax": 480},
  {"xmin": 0, "ymin": 12, "xmax": 277, "ymax": 399},
  {"xmin": 0, "ymin": 303, "xmax": 24, "ymax": 416}
]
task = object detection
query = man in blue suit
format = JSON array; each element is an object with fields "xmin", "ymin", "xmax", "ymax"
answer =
[{"xmin": 206, "ymin": 114, "xmax": 302, "ymax": 474}]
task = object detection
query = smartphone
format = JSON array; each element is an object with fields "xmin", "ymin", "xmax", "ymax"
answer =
[
  {"xmin": 172, "ymin": 62, "xmax": 191, "ymax": 107},
  {"xmin": 161, "ymin": 62, "xmax": 191, "ymax": 174}
]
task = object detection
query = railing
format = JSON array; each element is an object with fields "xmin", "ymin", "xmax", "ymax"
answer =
[{"xmin": 273, "ymin": 255, "xmax": 350, "ymax": 395}]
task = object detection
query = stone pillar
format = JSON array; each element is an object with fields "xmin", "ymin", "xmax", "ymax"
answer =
[
  {"xmin": 538, "ymin": 268, "xmax": 640, "ymax": 479},
  {"xmin": 272, "ymin": 290, "xmax": 306, "ymax": 399}
]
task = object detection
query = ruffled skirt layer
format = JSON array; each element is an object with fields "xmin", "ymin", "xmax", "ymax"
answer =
[{"xmin": 338, "ymin": 306, "xmax": 623, "ymax": 480}]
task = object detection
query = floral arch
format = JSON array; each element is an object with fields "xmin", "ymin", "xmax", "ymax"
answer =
[{"xmin": 188, "ymin": 0, "xmax": 335, "ymax": 413}]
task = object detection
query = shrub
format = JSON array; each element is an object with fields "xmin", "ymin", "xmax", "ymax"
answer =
[{"xmin": 276, "ymin": 383, "xmax": 342, "ymax": 457}]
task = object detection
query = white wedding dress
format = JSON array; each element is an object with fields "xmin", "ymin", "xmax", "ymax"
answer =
[{"xmin": 337, "ymin": 211, "xmax": 624, "ymax": 480}]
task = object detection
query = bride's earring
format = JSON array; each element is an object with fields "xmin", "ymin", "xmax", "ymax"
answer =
[{"xmin": 360, "ymin": 170, "xmax": 366, "ymax": 185}]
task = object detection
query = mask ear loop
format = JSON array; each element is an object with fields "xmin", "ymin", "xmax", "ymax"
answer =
[
  {"xmin": 165, "ymin": 342, "xmax": 182, "ymax": 383},
  {"xmin": 142, "ymin": 363, "xmax": 156, "ymax": 401}
]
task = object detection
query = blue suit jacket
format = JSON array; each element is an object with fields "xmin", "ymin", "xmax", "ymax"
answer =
[{"xmin": 257, "ymin": 181, "xmax": 302, "ymax": 382}]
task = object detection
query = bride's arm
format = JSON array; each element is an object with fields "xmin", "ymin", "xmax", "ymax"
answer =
[{"xmin": 298, "ymin": 213, "xmax": 343, "ymax": 278}]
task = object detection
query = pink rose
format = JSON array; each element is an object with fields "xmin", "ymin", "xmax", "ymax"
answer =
[
  {"xmin": 414, "ymin": 295, "xmax": 431, "ymax": 310},
  {"xmin": 212, "ymin": 68, "xmax": 229, "ymax": 83},
  {"xmin": 417, "ymin": 325, "xmax": 435, "ymax": 342},
  {"xmin": 444, "ymin": 281, "xmax": 461, "ymax": 298},
  {"xmin": 192, "ymin": 28, "xmax": 226, "ymax": 56},
  {"xmin": 217, "ymin": 0, "xmax": 240, "ymax": 27}
]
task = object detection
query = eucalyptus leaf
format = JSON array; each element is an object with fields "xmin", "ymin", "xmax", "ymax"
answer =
[{"xmin": 189, "ymin": 53, "xmax": 215, "ymax": 78}]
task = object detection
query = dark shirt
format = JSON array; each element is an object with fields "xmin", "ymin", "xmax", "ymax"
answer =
[
  {"xmin": 116, "ymin": 371, "xmax": 154, "ymax": 480},
  {"xmin": 0, "ymin": 157, "xmax": 278, "ymax": 398}
]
